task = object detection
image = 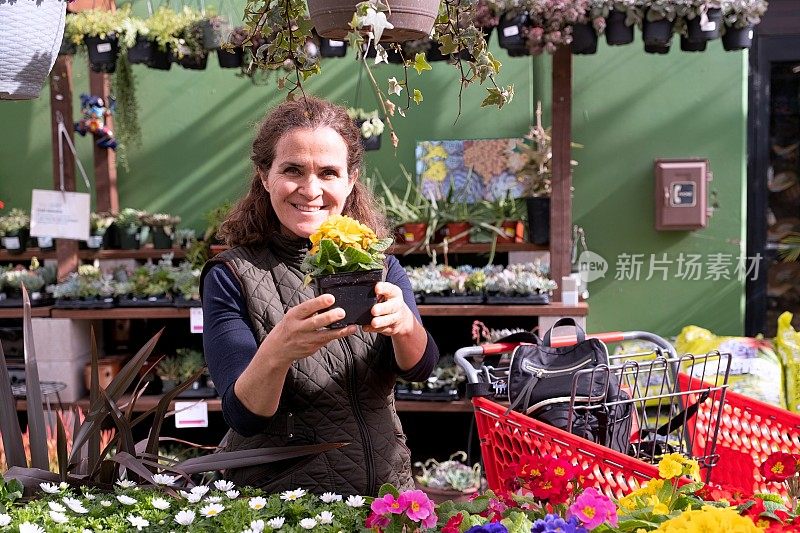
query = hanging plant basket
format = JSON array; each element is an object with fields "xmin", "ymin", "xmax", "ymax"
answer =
[
  {"xmin": 361, "ymin": 133, "xmax": 382, "ymax": 151},
  {"xmin": 320, "ymin": 37, "xmax": 348, "ymax": 57},
  {"xmin": 605, "ymin": 9, "xmax": 633, "ymax": 45},
  {"xmin": 722, "ymin": 24, "xmax": 754, "ymax": 51},
  {"xmin": 644, "ymin": 41, "xmax": 671, "ymax": 54},
  {"xmin": 686, "ymin": 8, "xmax": 723, "ymax": 42},
  {"xmin": 680, "ymin": 34, "xmax": 707, "ymax": 52},
  {"xmin": 315, "ymin": 269, "xmax": 385, "ymax": 328},
  {"xmin": 308, "ymin": 0, "xmax": 439, "ymax": 42},
  {"xmin": 85, "ymin": 36, "xmax": 120, "ymax": 73},
  {"xmin": 59, "ymin": 36, "xmax": 77, "ymax": 56},
  {"xmin": 127, "ymin": 36, "xmax": 153, "ymax": 65},
  {"xmin": 497, "ymin": 11, "xmax": 529, "ymax": 55},
  {"xmin": 642, "ymin": 16, "xmax": 674, "ymax": 46},
  {"xmin": 217, "ymin": 47, "xmax": 244, "ymax": 68},
  {"xmin": 149, "ymin": 46, "xmax": 173, "ymax": 70},
  {"xmin": 178, "ymin": 52, "xmax": 209, "ymax": 70},
  {"xmin": 0, "ymin": 0, "xmax": 66, "ymax": 100},
  {"xmin": 571, "ymin": 22, "xmax": 598, "ymax": 54}
]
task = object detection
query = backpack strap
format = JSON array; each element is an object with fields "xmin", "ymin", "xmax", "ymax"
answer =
[{"xmin": 542, "ymin": 317, "xmax": 586, "ymax": 346}]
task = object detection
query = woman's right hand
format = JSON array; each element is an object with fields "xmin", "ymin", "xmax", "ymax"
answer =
[{"xmin": 264, "ymin": 294, "xmax": 358, "ymax": 366}]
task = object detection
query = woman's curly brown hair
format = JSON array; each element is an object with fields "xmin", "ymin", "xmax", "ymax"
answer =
[{"xmin": 218, "ymin": 96, "xmax": 388, "ymax": 247}]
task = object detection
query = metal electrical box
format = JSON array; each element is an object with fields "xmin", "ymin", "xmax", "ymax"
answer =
[{"xmin": 654, "ymin": 159, "xmax": 712, "ymax": 231}]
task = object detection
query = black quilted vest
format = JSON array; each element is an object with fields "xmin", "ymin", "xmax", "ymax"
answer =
[{"xmin": 200, "ymin": 235, "xmax": 413, "ymax": 496}]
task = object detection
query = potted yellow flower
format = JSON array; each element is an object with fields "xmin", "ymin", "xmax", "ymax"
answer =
[{"xmin": 301, "ymin": 214, "xmax": 393, "ymax": 328}]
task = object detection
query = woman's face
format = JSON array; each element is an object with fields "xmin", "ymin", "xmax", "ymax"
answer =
[{"xmin": 262, "ymin": 126, "xmax": 356, "ymax": 239}]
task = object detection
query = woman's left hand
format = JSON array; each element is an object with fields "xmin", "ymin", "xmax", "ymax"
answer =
[{"xmin": 362, "ymin": 282, "xmax": 415, "ymax": 337}]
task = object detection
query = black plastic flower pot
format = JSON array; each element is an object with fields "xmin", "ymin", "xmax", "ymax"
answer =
[
  {"xmin": 605, "ymin": 10, "xmax": 634, "ymax": 45},
  {"xmin": 355, "ymin": 119, "xmax": 382, "ymax": 151},
  {"xmin": 127, "ymin": 36, "xmax": 152, "ymax": 64},
  {"xmin": 85, "ymin": 35, "xmax": 119, "ymax": 73},
  {"xmin": 151, "ymin": 228, "xmax": 173, "ymax": 249},
  {"xmin": 498, "ymin": 11, "xmax": 529, "ymax": 55},
  {"xmin": 642, "ymin": 16, "xmax": 674, "ymax": 46},
  {"xmin": 386, "ymin": 44, "xmax": 405, "ymax": 64},
  {"xmin": 680, "ymin": 34, "xmax": 707, "ymax": 52},
  {"xmin": 1, "ymin": 229, "xmax": 29, "ymax": 254},
  {"xmin": 103, "ymin": 223, "xmax": 120, "ymax": 249},
  {"xmin": 202, "ymin": 19, "xmax": 224, "ymax": 50},
  {"xmin": 571, "ymin": 22, "xmax": 598, "ymax": 54},
  {"xmin": 118, "ymin": 229, "xmax": 140, "ymax": 250},
  {"xmin": 425, "ymin": 41, "xmax": 448, "ymax": 62},
  {"xmin": 686, "ymin": 8, "xmax": 722, "ymax": 42},
  {"xmin": 320, "ymin": 37, "xmax": 348, "ymax": 57},
  {"xmin": 149, "ymin": 46, "xmax": 173, "ymax": 70},
  {"xmin": 178, "ymin": 53, "xmax": 209, "ymax": 70},
  {"xmin": 644, "ymin": 41, "xmax": 671, "ymax": 54},
  {"xmin": 217, "ymin": 47, "xmax": 244, "ymax": 68},
  {"xmin": 526, "ymin": 197, "xmax": 549, "ymax": 246},
  {"xmin": 315, "ymin": 269, "xmax": 385, "ymax": 328},
  {"xmin": 59, "ymin": 36, "xmax": 77, "ymax": 56},
  {"xmin": 722, "ymin": 25, "xmax": 753, "ymax": 51}
]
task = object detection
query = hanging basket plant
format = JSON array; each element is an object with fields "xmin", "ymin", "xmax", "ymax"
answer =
[
  {"xmin": 720, "ymin": 0, "xmax": 767, "ymax": 51},
  {"xmin": 307, "ymin": 0, "xmax": 440, "ymax": 42},
  {"xmin": 0, "ymin": 0, "xmax": 66, "ymax": 100},
  {"xmin": 64, "ymin": 7, "xmax": 135, "ymax": 74}
]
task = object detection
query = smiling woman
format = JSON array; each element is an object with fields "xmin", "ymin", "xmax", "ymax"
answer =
[{"xmin": 199, "ymin": 96, "xmax": 439, "ymax": 496}]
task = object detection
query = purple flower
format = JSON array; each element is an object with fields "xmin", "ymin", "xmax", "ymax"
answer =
[
  {"xmin": 532, "ymin": 514, "xmax": 588, "ymax": 533},
  {"xmin": 465, "ymin": 524, "xmax": 509, "ymax": 533}
]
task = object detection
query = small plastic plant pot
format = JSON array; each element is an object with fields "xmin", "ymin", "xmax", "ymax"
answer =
[{"xmin": 315, "ymin": 268, "xmax": 385, "ymax": 328}]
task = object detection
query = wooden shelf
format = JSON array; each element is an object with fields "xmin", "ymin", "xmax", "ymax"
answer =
[
  {"xmin": 0, "ymin": 306, "xmax": 53, "ymax": 318},
  {"xmin": 418, "ymin": 302, "xmax": 588, "ymax": 317},
  {"xmin": 388, "ymin": 242, "xmax": 548, "ymax": 255},
  {"xmin": 50, "ymin": 307, "xmax": 191, "ymax": 319},
  {"xmin": 0, "ymin": 247, "xmax": 186, "ymax": 262},
  {"xmin": 0, "ymin": 248, "xmax": 57, "ymax": 261}
]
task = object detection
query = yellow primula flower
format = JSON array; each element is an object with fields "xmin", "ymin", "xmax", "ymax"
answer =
[
  {"xmin": 647, "ymin": 495, "xmax": 670, "ymax": 515},
  {"xmin": 309, "ymin": 215, "xmax": 377, "ymax": 254},
  {"xmin": 658, "ymin": 454, "xmax": 686, "ymax": 480},
  {"xmin": 655, "ymin": 505, "xmax": 763, "ymax": 533}
]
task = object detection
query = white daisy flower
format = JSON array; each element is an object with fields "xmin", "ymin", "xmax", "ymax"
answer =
[
  {"xmin": 248, "ymin": 496, "xmax": 267, "ymax": 510},
  {"xmin": 100, "ymin": 500, "xmax": 112, "ymax": 507},
  {"xmin": 250, "ymin": 519, "xmax": 265, "ymax": 532},
  {"xmin": 116, "ymin": 479, "xmax": 137, "ymax": 489},
  {"xmin": 299, "ymin": 518, "xmax": 317, "ymax": 529},
  {"xmin": 185, "ymin": 493, "xmax": 203, "ymax": 503},
  {"xmin": 59, "ymin": 482, "xmax": 69, "ymax": 490},
  {"xmin": 345, "ymin": 495, "xmax": 366, "ymax": 508},
  {"xmin": 63, "ymin": 496, "xmax": 89, "ymax": 514},
  {"xmin": 151, "ymin": 497, "xmax": 171, "ymax": 510},
  {"xmin": 199, "ymin": 503, "xmax": 225, "ymax": 517},
  {"xmin": 213, "ymin": 479, "xmax": 235, "ymax": 491},
  {"xmin": 82, "ymin": 529, "xmax": 92, "ymax": 533},
  {"xmin": 266, "ymin": 516, "xmax": 285, "ymax": 529},
  {"xmin": 0, "ymin": 514, "xmax": 10, "ymax": 527},
  {"xmin": 117, "ymin": 494, "xmax": 138, "ymax": 506},
  {"xmin": 225, "ymin": 489, "xmax": 240, "ymax": 499},
  {"xmin": 83, "ymin": 493, "xmax": 96, "ymax": 500},
  {"xmin": 152, "ymin": 473, "xmax": 178, "ymax": 486},
  {"xmin": 127, "ymin": 514, "xmax": 150, "ymax": 531},
  {"xmin": 205, "ymin": 495, "xmax": 223, "ymax": 504},
  {"xmin": 48, "ymin": 501, "xmax": 66, "ymax": 513},
  {"xmin": 49, "ymin": 511, "xmax": 69, "ymax": 524},
  {"xmin": 316, "ymin": 511, "xmax": 335, "ymax": 525},
  {"xmin": 19, "ymin": 522, "xmax": 45, "ymax": 533},
  {"xmin": 174, "ymin": 509, "xmax": 196, "ymax": 526},
  {"xmin": 320, "ymin": 492, "xmax": 342, "ymax": 503},
  {"xmin": 40, "ymin": 482, "xmax": 60, "ymax": 494},
  {"xmin": 280, "ymin": 488, "xmax": 306, "ymax": 501},
  {"xmin": 190, "ymin": 485, "xmax": 210, "ymax": 496}
]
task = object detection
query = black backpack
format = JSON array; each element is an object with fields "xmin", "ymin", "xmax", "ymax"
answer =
[{"xmin": 506, "ymin": 318, "xmax": 633, "ymax": 454}]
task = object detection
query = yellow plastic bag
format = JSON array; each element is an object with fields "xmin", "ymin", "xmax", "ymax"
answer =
[
  {"xmin": 776, "ymin": 312, "xmax": 800, "ymax": 412},
  {"xmin": 675, "ymin": 325, "xmax": 786, "ymax": 409}
]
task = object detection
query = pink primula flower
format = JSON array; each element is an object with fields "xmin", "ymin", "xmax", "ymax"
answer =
[
  {"xmin": 365, "ymin": 511, "xmax": 391, "ymax": 529},
  {"xmin": 371, "ymin": 493, "xmax": 406, "ymax": 515},
  {"xmin": 568, "ymin": 487, "xmax": 619, "ymax": 530},
  {"xmin": 398, "ymin": 490, "xmax": 436, "ymax": 524}
]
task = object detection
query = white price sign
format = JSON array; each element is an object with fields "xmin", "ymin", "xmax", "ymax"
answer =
[
  {"xmin": 190, "ymin": 307, "xmax": 203, "ymax": 334},
  {"xmin": 174, "ymin": 401, "xmax": 209, "ymax": 428},
  {"xmin": 30, "ymin": 189, "xmax": 90, "ymax": 240}
]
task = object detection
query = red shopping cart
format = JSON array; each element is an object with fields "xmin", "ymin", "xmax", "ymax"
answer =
[{"xmin": 454, "ymin": 331, "xmax": 732, "ymax": 498}]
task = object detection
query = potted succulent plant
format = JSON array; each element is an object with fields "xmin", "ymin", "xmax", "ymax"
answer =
[
  {"xmin": 63, "ymin": 7, "xmax": 132, "ymax": 73},
  {"xmin": 603, "ymin": 0, "xmax": 643, "ymax": 45},
  {"xmin": 111, "ymin": 208, "xmax": 144, "ymax": 250},
  {"xmin": 484, "ymin": 262, "xmax": 557, "ymax": 304},
  {"xmin": 219, "ymin": 26, "xmax": 247, "ymax": 69},
  {"xmin": 141, "ymin": 213, "xmax": 181, "ymax": 249},
  {"xmin": 144, "ymin": 6, "xmax": 185, "ymax": 70},
  {"xmin": 526, "ymin": 0, "xmax": 590, "ymax": 55},
  {"xmin": 683, "ymin": 0, "xmax": 724, "ymax": 43},
  {"xmin": 395, "ymin": 356, "xmax": 466, "ymax": 400},
  {"xmin": 124, "ymin": 15, "xmax": 153, "ymax": 65},
  {"xmin": 175, "ymin": 348, "xmax": 215, "ymax": 398},
  {"xmin": 347, "ymin": 107, "xmax": 385, "ymax": 151},
  {"xmin": 414, "ymin": 451, "xmax": 482, "ymax": 504},
  {"xmin": 641, "ymin": 0, "xmax": 678, "ymax": 52},
  {"xmin": 0, "ymin": 259, "xmax": 55, "ymax": 307},
  {"xmin": 0, "ymin": 208, "xmax": 31, "ymax": 254},
  {"xmin": 174, "ymin": 7, "xmax": 208, "ymax": 70},
  {"xmin": 172, "ymin": 261, "xmax": 201, "ymax": 307},
  {"xmin": 86, "ymin": 212, "xmax": 114, "ymax": 249},
  {"xmin": 721, "ymin": 0, "xmax": 767, "ymax": 51},
  {"xmin": 406, "ymin": 265, "xmax": 486, "ymax": 304},
  {"xmin": 156, "ymin": 355, "xmax": 183, "ymax": 393},
  {"xmin": 117, "ymin": 261, "xmax": 175, "ymax": 306},
  {"xmin": 49, "ymin": 265, "xmax": 118, "ymax": 308},
  {"xmin": 301, "ymin": 214, "xmax": 393, "ymax": 328},
  {"xmin": 431, "ymin": 180, "xmax": 474, "ymax": 246}
]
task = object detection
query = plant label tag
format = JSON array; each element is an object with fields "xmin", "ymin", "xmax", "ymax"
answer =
[
  {"xmin": 175, "ymin": 401, "xmax": 208, "ymax": 428},
  {"xmin": 96, "ymin": 42, "xmax": 112, "ymax": 53},
  {"xmin": 503, "ymin": 25, "xmax": 520, "ymax": 37},
  {"xmin": 30, "ymin": 189, "xmax": 90, "ymax": 240},
  {"xmin": 699, "ymin": 12, "xmax": 716, "ymax": 31},
  {"xmin": 748, "ymin": 29, "xmax": 754, "ymax": 39},
  {"xmin": 2, "ymin": 236, "xmax": 20, "ymax": 250},
  {"xmin": 328, "ymin": 40, "xmax": 345, "ymax": 47},
  {"xmin": 190, "ymin": 307, "xmax": 203, "ymax": 334}
]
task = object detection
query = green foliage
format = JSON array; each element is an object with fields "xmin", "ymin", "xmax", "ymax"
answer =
[
  {"xmin": 301, "ymin": 237, "xmax": 391, "ymax": 278},
  {"xmin": 64, "ymin": 6, "xmax": 133, "ymax": 45},
  {"xmin": 0, "ymin": 475, "xmax": 23, "ymax": 512},
  {"xmin": 0, "ymin": 209, "xmax": 30, "ymax": 234},
  {"xmin": 175, "ymin": 348, "xmax": 205, "ymax": 382},
  {"xmin": 112, "ymin": 51, "xmax": 141, "ymax": 172},
  {"xmin": 723, "ymin": 0, "xmax": 768, "ymax": 27},
  {"xmin": 115, "ymin": 208, "xmax": 144, "ymax": 232},
  {"xmin": 204, "ymin": 202, "xmax": 232, "ymax": 243},
  {"xmin": 90, "ymin": 212, "xmax": 115, "ymax": 235}
]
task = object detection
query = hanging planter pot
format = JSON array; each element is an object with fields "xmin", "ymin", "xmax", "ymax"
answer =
[
  {"xmin": 644, "ymin": 42, "xmax": 671, "ymax": 54},
  {"xmin": 0, "ymin": 0, "xmax": 66, "ymax": 100},
  {"xmin": 686, "ymin": 8, "xmax": 723, "ymax": 42},
  {"xmin": 722, "ymin": 24, "xmax": 754, "ymax": 51},
  {"xmin": 85, "ymin": 35, "xmax": 120, "ymax": 73},
  {"xmin": 308, "ymin": 0, "xmax": 439, "ymax": 42},
  {"xmin": 217, "ymin": 47, "xmax": 244, "ymax": 68},
  {"xmin": 424, "ymin": 39, "xmax": 449, "ymax": 62},
  {"xmin": 498, "ymin": 11, "xmax": 529, "ymax": 55},
  {"xmin": 320, "ymin": 37, "xmax": 348, "ymax": 57},
  {"xmin": 178, "ymin": 52, "xmax": 209, "ymax": 70},
  {"xmin": 59, "ymin": 35, "xmax": 77, "ymax": 56},
  {"xmin": 680, "ymin": 34, "xmax": 707, "ymax": 52},
  {"xmin": 605, "ymin": 9, "xmax": 634, "ymax": 45},
  {"xmin": 571, "ymin": 22, "xmax": 598, "ymax": 54},
  {"xmin": 149, "ymin": 45, "xmax": 173, "ymax": 70},
  {"xmin": 202, "ymin": 17, "xmax": 228, "ymax": 50},
  {"xmin": 315, "ymin": 269, "xmax": 385, "ymax": 328},
  {"xmin": 385, "ymin": 44, "xmax": 405, "ymax": 64},
  {"xmin": 361, "ymin": 133, "xmax": 382, "ymax": 151},
  {"xmin": 128, "ymin": 36, "xmax": 153, "ymax": 65},
  {"xmin": 526, "ymin": 197, "xmax": 549, "ymax": 246},
  {"xmin": 642, "ymin": 16, "xmax": 674, "ymax": 46}
]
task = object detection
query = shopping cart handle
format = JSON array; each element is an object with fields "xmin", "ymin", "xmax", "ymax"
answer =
[
  {"xmin": 550, "ymin": 332, "xmax": 626, "ymax": 347},
  {"xmin": 481, "ymin": 342, "xmax": 530, "ymax": 355}
]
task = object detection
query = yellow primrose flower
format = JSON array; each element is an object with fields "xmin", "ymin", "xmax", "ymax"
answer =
[
  {"xmin": 647, "ymin": 495, "xmax": 670, "ymax": 515},
  {"xmin": 655, "ymin": 505, "xmax": 763, "ymax": 532},
  {"xmin": 658, "ymin": 454, "xmax": 685, "ymax": 480},
  {"xmin": 309, "ymin": 215, "xmax": 377, "ymax": 254}
]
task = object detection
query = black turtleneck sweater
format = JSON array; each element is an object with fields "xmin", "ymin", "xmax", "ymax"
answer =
[{"xmin": 203, "ymin": 253, "xmax": 439, "ymax": 436}]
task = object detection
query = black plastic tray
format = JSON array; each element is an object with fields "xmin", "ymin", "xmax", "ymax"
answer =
[
  {"xmin": 420, "ymin": 294, "xmax": 485, "ymax": 304},
  {"xmin": 117, "ymin": 296, "xmax": 174, "ymax": 307},
  {"xmin": 485, "ymin": 293, "xmax": 550, "ymax": 305},
  {"xmin": 0, "ymin": 296, "xmax": 53, "ymax": 308},
  {"xmin": 53, "ymin": 297, "xmax": 116, "ymax": 309}
]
